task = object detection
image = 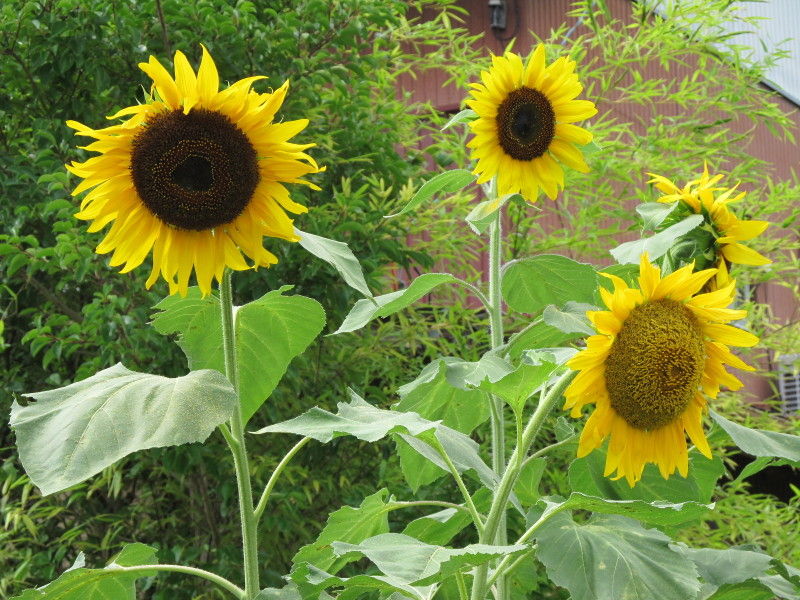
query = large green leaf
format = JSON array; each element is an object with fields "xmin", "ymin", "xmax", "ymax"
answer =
[
  {"xmin": 674, "ymin": 545, "xmax": 800, "ymax": 600},
  {"xmin": 569, "ymin": 445, "xmax": 724, "ymax": 505},
  {"xmin": 10, "ymin": 543, "xmax": 156, "ymax": 599},
  {"xmin": 402, "ymin": 489, "xmax": 491, "ymax": 546},
  {"xmin": 501, "ymin": 255, "xmax": 598, "ymax": 314},
  {"xmin": 610, "ymin": 214, "xmax": 704, "ymax": 264},
  {"xmin": 292, "ymin": 489, "xmax": 392, "ymax": 575},
  {"xmin": 296, "ymin": 228, "xmax": 372, "ymax": 298},
  {"xmin": 153, "ymin": 287, "xmax": 326, "ymax": 422},
  {"xmin": 395, "ymin": 359, "xmax": 488, "ymax": 434},
  {"xmin": 536, "ymin": 492, "xmax": 712, "ymax": 527},
  {"xmin": 334, "ymin": 273, "xmax": 458, "ymax": 334},
  {"xmin": 385, "ymin": 169, "xmax": 475, "ymax": 218},
  {"xmin": 535, "ymin": 513, "xmax": 700, "ymax": 600},
  {"xmin": 332, "ymin": 533, "xmax": 528, "ymax": 586},
  {"xmin": 541, "ymin": 302, "xmax": 596, "ymax": 336},
  {"xmin": 710, "ymin": 410, "xmax": 800, "ymax": 462},
  {"xmin": 11, "ymin": 364, "xmax": 236, "ymax": 495},
  {"xmin": 254, "ymin": 391, "xmax": 438, "ymax": 441}
]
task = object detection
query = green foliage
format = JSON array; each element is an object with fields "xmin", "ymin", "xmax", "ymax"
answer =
[{"xmin": 11, "ymin": 364, "xmax": 236, "ymax": 495}]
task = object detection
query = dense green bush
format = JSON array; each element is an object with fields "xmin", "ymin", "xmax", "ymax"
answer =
[{"xmin": 0, "ymin": 1, "xmax": 482, "ymax": 597}]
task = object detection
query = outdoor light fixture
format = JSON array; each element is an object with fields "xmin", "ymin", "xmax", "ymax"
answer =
[{"xmin": 489, "ymin": 0, "xmax": 507, "ymax": 30}]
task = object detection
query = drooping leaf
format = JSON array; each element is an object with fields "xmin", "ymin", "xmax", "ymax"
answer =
[
  {"xmin": 385, "ymin": 170, "xmax": 475, "ymax": 218},
  {"xmin": 610, "ymin": 214, "xmax": 704, "ymax": 264},
  {"xmin": 710, "ymin": 410, "xmax": 800, "ymax": 463},
  {"xmin": 292, "ymin": 489, "xmax": 392, "ymax": 575},
  {"xmin": 501, "ymin": 255, "xmax": 598, "ymax": 314},
  {"xmin": 334, "ymin": 273, "xmax": 459, "ymax": 334},
  {"xmin": 235, "ymin": 289, "xmax": 326, "ymax": 421},
  {"xmin": 535, "ymin": 513, "xmax": 700, "ymax": 600},
  {"xmin": 297, "ymin": 228, "xmax": 372, "ymax": 298},
  {"xmin": 507, "ymin": 320, "xmax": 584, "ymax": 359},
  {"xmin": 152, "ymin": 287, "xmax": 326, "ymax": 422},
  {"xmin": 332, "ymin": 533, "xmax": 529, "ymax": 586},
  {"xmin": 254, "ymin": 391, "xmax": 438, "ymax": 441},
  {"xmin": 395, "ymin": 359, "xmax": 488, "ymax": 435},
  {"xmin": 536, "ymin": 492, "xmax": 712, "ymax": 527},
  {"xmin": 11, "ymin": 364, "xmax": 236, "ymax": 495},
  {"xmin": 9, "ymin": 543, "xmax": 157, "ymax": 599}
]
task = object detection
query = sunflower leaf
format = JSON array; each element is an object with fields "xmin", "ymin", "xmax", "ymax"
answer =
[
  {"xmin": 636, "ymin": 201, "xmax": 678, "ymax": 231},
  {"xmin": 333, "ymin": 273, "xmax": 459, "ymax": 334},
  {"xmin": 441, "ymin": 108, "xmax": 477, "ymax": 131},
  {"xmin": 534, "ymin": 513, "xmax": 701, "ymax": 600},
  {"xmin": 385, "ymin": 169, "xmax": 475, "ymax": 218},
  {"xmin": 10, "ymin": 364, "xmax": 236, "ymax": 495},
  {"xmin": 9, "ymin": 543, "xmax": 157, "ymax": 599},
  {"xmin": 152, "ymin": 287, "xmax": 326, "ymax": 423},
  {"xmin": 331, "ymin": 533, "xmax": 529, "ymax": 586},
  {"xmin": 502, "ymin": 255, "xmax": 598, "ymax": 314},
  {"xmin": 541, "ymin": 302, "xmax": 596, "ymax": 335},
  {"xmin": 610, "ymin": 214, "xmax": 704, "ymax": 264},
  {"xmin": 709, "ymin": 410, "xmax": 800, "ymax": 463},
  {"xmin": 296, "ymin": 228, "xmax": 373, "ymax": 299}
]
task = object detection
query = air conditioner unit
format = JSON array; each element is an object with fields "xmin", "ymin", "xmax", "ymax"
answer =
[{"xmin": 777, "ymin": 354, "xmax": 800, "ymax": 414}]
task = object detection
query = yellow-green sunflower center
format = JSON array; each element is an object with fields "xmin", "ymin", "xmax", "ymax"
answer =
[
  {"xmin": 604, "ymin": 299, "xmax": 705, "ymax": 430},
  {"xmin": 495, "ymin": 87, "xmax": 555, "ymax": 161},
  {"xmin": 130, "ymin": 108, "xmax": 259, "ymax": 230}
]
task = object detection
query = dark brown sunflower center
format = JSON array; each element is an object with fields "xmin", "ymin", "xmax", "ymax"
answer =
[
  {"xmin": 130, "ymin": 108, "xmax": 259, "ymax": 230},
  {"xmin": 604, "ymin": 299, "xmax": 705, "ymax": 431},
  {"xmin": 495, "ymin": 86, "xmax": 556, "ymax": 161}
]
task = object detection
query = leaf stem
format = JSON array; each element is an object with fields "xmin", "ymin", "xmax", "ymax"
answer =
[
  {"xmin": 110, "ymin": 564, "xmax": 244, "ymax": 599},
  {"xmin": 389, "ymin": 500, "xmax": 474, "ymax": 514},
  {"xmin": 220, "ymin": 269, "xmax": 260, "ymax": 599},
  {"xmin": 254, "ymin": 436, "xmax": 312, "ymax": 521},
  {"xmin": 455, "ymin": 571, "xmax": 470, "ymax": 600},
  {"xmin": 431, "ymin": 437, "xmax": 485, "ymax": 535}
]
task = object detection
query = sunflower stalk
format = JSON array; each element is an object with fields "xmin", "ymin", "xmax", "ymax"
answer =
[
  {"xmin": 219, "ymin": 269, "xmax": 261, "ymax": 599},
  {"xmin": 470, "ymin": 369, "xmax": 577, "ymax": 600}
]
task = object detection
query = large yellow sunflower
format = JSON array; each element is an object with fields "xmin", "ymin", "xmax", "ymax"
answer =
[
  {"xmin": 465, "ymin": 46, "xmax": 597, "ymax": 202},
  {"xmin": 66, "ymin": 45, "xmax": 321, "ymax": 296},
  {"xmin": 648, "ymin": 164, "xmax": 770, "ymax": 290},
  {"xmin": 564, "ymin": 253, "xmax": 759, "ymax": 486}
]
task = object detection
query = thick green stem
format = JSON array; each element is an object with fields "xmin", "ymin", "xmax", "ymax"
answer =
[
  {"xmin": 110, "ymin": 564, "xmax": 245, "ymax": 599},
  {"xmin": 470, "ymin": 370, "xmax": 576, "ymax": 600},
  {"xmin": 485, "ymin": 188, "xmax": 508, "ymax": 599},
  {"xmin": 220, "ymin": 270, "xmax": 260, "ymax": 599}
]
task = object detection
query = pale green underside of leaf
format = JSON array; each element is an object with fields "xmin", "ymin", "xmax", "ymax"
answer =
[
  {"xmin": 610, "ymin": 214, "xmax": 704, "ymax": 264},
  {"xmin": 11, "ymin": 364, "xmax": 236, "ymax": 495},
  {"xmin": 334, "ymin": 273, "xmax": 458, "ymax": 334},
  {"xmin": 385, "ymin": 169, "xmax": 475, "ymax": 218},
  {"xmin": 296, "ymin": 228, "xmax": 373, "ymax": 298}
]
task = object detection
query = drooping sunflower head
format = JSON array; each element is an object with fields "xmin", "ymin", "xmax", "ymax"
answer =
[
  {"xmin": 564, "ymin": 253, "xmax": 759, "ymax": 486},
  {"xmin": 465, "ymin": 46, "xmax": 597, "ymax": 202},
  {"xmin": 648, "ymin": 163, "xmax": 771, "ymax": 290},
  {"xmin": 66, "ymin": 45, "xmax": 322, "ymax": 296}
]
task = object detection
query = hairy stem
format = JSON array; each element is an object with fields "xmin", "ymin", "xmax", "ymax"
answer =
[
  {"xmin": 254, "ymin": 436, "xmax": 311, "ymax": 521},
  {"xmin": 110, "ymin": 564, "xmax": 244, "ymax": 599},
  {"xmin": 220, "ymin": 270, "xmax": 260, "ymax": 598}
]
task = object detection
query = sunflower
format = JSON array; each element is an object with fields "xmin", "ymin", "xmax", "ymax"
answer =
[
  {"xmin": 648, "ymin": 164, "xmax": 770, "ymax": 290},
  {"xmin": 66, "ymin": 45, "xmax": 321, "ymax": 296},
  {"xmin": 465, "ymin": 47, "xmax": 597, "ymax": 202},
  {"xmin": 564, "ymin": 253, "xmax": 758, "ymax": 486}
]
